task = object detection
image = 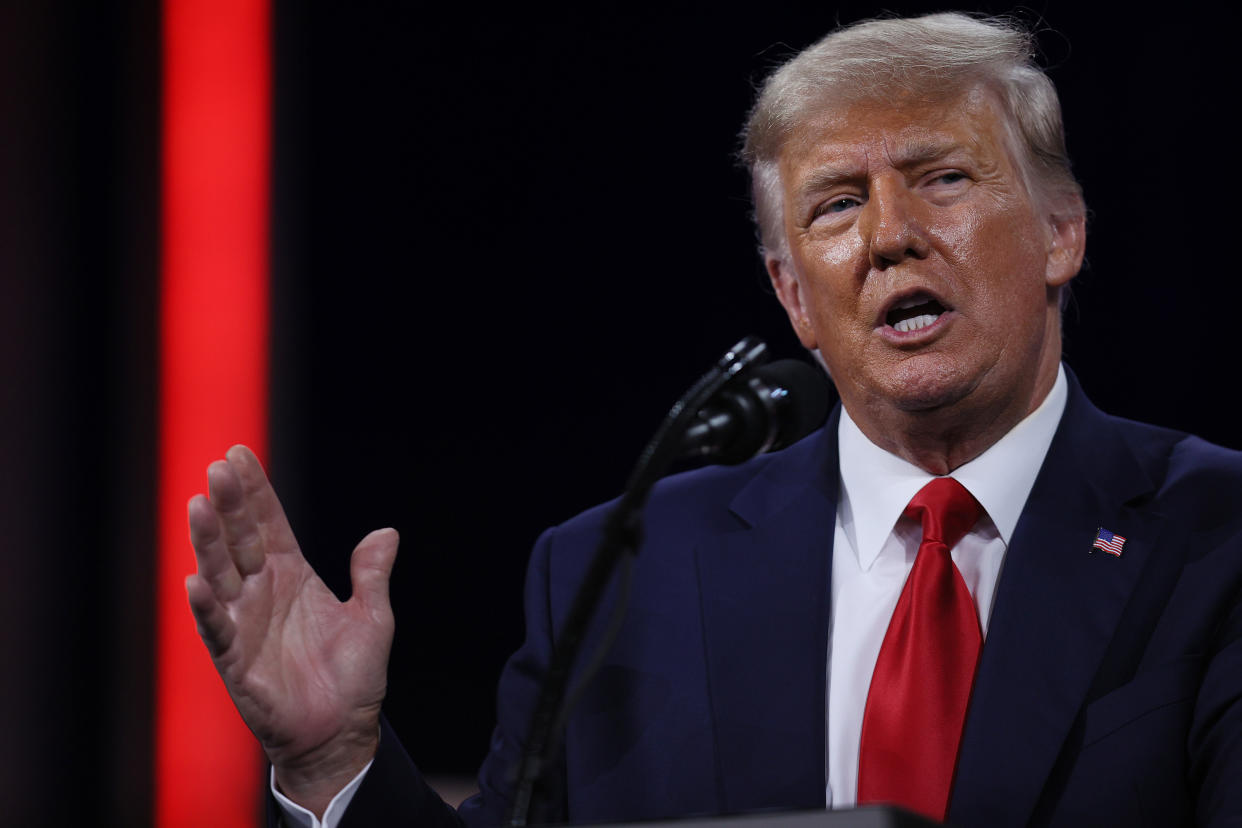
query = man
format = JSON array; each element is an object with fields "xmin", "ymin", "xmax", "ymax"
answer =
[{"xmin": 187, "ymin": 12, "xmax": 1241, "ymax": 827}]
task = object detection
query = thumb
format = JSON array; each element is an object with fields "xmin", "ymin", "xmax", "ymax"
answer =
[{"xmin": 350, "ymin": 527, "xmax": 399, "ymax": 615}]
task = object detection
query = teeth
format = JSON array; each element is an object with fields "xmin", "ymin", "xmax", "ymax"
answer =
[
  {"xmin": 893, "ymin": 296, "xmax": 928, "ymax": 311},
  {"xmin": 894, "ymin": 313, "xmax": 939, "ymax": 333}
]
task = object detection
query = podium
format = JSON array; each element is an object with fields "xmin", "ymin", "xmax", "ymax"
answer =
[{"xmin": 582, "ymin": 806, "xmax": 939, "ymax": 827}]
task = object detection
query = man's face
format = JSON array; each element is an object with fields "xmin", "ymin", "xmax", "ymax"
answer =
[{"xmin": 767, "ymin": 87, "xmax": 1083, "ymax": 441}]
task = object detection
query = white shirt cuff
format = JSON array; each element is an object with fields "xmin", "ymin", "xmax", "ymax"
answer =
[{"xmin": 271, "ymin": 759, "xmax": 373, "ymax": 828}]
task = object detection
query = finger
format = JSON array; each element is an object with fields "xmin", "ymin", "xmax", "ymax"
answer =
[
  {"xmin": 349, "ymin": 528, "xmax": 399, "ymax": 617},
  {"xmin": 188, "ymin": 494, "xmax": 244, "ymax": 600},
  {"xmin": 207, "ymin": 458, "xmax": 267, "ymax": 576},
  {"xmin": 187, "ymin": 573, "xmax": 237, "ymax": 660},
  {"xmin": 225, "ymin": 445, "xmax": 301, "ymax": 557}
]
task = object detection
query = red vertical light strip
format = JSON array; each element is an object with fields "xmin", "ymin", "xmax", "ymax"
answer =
[{"xmin": 158, "ymin": 0, "xmax": 270, "ymax": 825}]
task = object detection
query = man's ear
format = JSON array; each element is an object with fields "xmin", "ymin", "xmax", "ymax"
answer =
[
  {"xmin": 1045, "ymin": 209, "xmax": 1086, "ymax": 289},
  {"xmin": 766, "ymin": 254, "xmax": 818, "ymax": 350}
]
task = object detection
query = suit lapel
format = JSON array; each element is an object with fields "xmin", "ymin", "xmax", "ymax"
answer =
[
  {"xmin": 695, "ymin": 412, "xmax": 840, "ymax": 813},
  {"xmin": 950, "ymin": 375, "xmax": 1167, "ymax": 825}
]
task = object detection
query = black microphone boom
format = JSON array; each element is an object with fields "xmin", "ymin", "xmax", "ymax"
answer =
[
  {"xmin": 507, "ymin": 338, "xmax": 830, "ymax": 826},
  {"xmin": 681, "ymin": 359, "xmax": 830, "ymax": 464}
]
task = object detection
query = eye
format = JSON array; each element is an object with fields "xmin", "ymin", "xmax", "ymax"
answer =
[
  {"xmin": 813, "ymin": 196, "xmax": 861, "ymax": 218},
  {"xmin": 924, "ymin": 170, "xmax": 969, "ymax": 188},
  {"xmin": 919, "ymin": 170, "xmax": 971, "ymax": 203}
]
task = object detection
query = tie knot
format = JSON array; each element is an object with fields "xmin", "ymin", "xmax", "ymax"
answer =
[{"xmin": 904, "ymin": 477, "xmax": 981, "ymax": 549}]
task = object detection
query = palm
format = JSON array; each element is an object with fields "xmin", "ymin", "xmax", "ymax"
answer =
[
  {"xmin": 219, "ymin": 550, "xmax": 390, "ymax": 763},
  {"xmin": 187, "ymin": 445, "xmax": 397, "ymax": 781}
]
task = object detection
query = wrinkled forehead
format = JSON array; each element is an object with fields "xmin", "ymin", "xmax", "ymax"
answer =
[
  {"xmin": 776, "ymin": 83, "xmax": 1027, "ymax": 185},
  {"xmin": 784, "ymin": 83, "xmax": 994, "ymax": 149}
]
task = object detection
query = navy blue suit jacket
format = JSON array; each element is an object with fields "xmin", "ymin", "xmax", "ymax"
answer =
[{"xmin": 314, "ymin": 373, "xmax": 1242, "ymax": 827}]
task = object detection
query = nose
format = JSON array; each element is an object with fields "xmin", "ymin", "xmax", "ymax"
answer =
[{"xmin": 860, "ymin": 176, "xmax": 931, "ymax": 270}]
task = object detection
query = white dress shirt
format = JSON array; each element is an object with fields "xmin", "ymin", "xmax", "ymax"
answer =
[
  {"xmin": 272, "ymin": 759, "xmax": 372, "ymax": 828},
  {"xmin": 279, "ymin": 367, "xmax": 1069, "ymax": 826},
  {"xmin": 825, "ymin": 365, "xmax": 1067, "ymax": 808}
]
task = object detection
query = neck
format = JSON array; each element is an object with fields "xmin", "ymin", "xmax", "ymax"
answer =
[{"xmin": 848, "ymin": 350, "xmax": 1062, "ymax": 476}]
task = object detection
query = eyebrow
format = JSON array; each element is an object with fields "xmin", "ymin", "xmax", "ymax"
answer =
[{"xmin": 794, "ymin": 138, "xmax": 964, "ymax": 202}]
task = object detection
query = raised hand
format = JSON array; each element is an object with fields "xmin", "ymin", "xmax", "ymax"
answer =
[{"xmin": 185, "ymin": 445, "xmax": 398, "ymax": 817}]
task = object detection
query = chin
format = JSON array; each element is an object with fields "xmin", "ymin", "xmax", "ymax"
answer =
[{"xmin": 881, "ymin": 362, "xmax": 975, "ymax": 413}]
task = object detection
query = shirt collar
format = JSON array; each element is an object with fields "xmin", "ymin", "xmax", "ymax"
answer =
[{"xmin": 837, "ymin": 365, "xmax": 1067, "ymax": 571}]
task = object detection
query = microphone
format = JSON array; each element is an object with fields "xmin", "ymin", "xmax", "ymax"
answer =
[
  {"xmin": 681, "ymin": 358, "xmax": 830, "ymax": 464},
  {"xmin": 508, "ymin": 340, "xmax": 825, "ymax": 826}
]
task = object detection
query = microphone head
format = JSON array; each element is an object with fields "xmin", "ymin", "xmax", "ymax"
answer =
[
  {"xmin": 679, "ymin": 355, "xmax": 833, "ymax": 466},
  {"xmin": 753, "ymin": 359, "xmax": 832, "ymax": 451}
]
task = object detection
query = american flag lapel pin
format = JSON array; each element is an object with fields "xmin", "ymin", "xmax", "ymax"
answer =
[{"xmin": 1092, "ymin": 527, "xmax": 1126, "ymax": 557}]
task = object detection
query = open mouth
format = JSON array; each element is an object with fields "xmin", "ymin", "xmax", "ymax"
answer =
[{"xmin": 885, "ymin": 294, "xmax": 948, "ymax": 333}]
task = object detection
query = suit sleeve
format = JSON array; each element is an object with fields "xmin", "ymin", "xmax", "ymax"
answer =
[
  {"xmin": 1188, "ymin": 527, "xmax": 1242, "ymax": 825},
  {"xmin": 459, "ymin": 525, "xmax": 567, "ymax": 825}
]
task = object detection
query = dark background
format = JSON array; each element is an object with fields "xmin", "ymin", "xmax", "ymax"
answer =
[{"xmin": 3, "ymin": 2, "xmax": 1235, "ymax": 824}]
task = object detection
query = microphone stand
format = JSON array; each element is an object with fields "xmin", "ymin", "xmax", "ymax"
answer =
[{"xmin": 506, "ymin": 336, "xmax": 771, "ymax": 827}]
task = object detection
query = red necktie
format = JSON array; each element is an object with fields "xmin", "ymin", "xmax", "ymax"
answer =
[{"xmin": 856, "ymin": 477, "xmax": 983, "ymax": 822}]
